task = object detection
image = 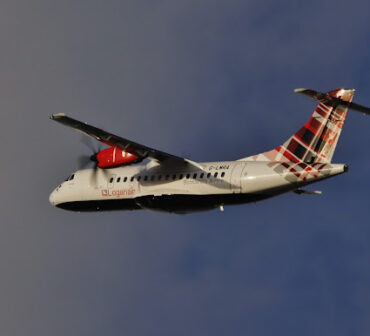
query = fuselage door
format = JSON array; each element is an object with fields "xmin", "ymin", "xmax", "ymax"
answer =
[{"xmin": 230, "ymin": 162, "xmax": 245, "ymax": 193}]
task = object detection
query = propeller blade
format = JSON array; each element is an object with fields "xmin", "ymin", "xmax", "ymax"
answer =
[
  {"xmin": 80, "ymin": 135, "xmax": 98, "ymax": 154},
  {"xmin": 101, "ymin": 167, "xmax": 109, "ymax": 180},
  {"xmin": 78, "ymin": 155, "xmax": 92, "ymax": 169},
  {"xmin": 78, "ymin": 135, "xmax": 109, "ymax": 186},
  {"xmin": 90, "ymin": 162, "xmax": 98, "ymax": 186}
]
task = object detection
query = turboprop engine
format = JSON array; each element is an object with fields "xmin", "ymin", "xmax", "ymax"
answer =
[{"xmin": 91, "ymin": 146, "xmax": 139, "ymax": 168}]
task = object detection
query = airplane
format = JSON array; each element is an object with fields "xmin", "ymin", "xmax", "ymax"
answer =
[{"xmin": 49, "ymin": 88, "xmax": 370, "ymax": 214}]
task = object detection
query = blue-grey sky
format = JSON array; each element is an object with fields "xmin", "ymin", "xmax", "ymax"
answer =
[{"xmin": 1, "ymin": 1, "xmax": 370, "ymax": 335}]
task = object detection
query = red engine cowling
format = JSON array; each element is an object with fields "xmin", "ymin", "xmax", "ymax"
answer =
[{"xmin": 96, "ymin": 146, "xmax": 139, "ymax": 168}]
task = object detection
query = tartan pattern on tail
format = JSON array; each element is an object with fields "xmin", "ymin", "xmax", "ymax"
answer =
[{"xmin": 247, "ymin": 88, "xmax": 354, "ymax": 164}]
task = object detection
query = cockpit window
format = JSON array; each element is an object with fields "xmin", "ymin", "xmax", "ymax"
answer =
[{"xmin": 66, "ymin": 174, "xmax": 75, "ymax": 181}]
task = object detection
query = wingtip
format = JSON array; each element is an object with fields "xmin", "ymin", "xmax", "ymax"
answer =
[
  {"xmin": 50, "ymin": 113, "xmax": 66, "ymax": 120},
  {"xmin": 294, "ymin": 88, "xmax": 306, "ymax": 93}
]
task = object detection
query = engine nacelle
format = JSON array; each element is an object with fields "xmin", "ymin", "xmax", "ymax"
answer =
[{"xmin": 96, "ymin": 146, "xmax": 139, "ymax": 168}]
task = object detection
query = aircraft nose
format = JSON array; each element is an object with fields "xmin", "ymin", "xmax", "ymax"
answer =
[{"xmin": 49, "ymin": 190, "xmax": 56, "ymax": 206}]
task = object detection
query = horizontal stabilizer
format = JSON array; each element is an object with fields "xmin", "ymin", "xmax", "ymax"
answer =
[{"xmin": 294, "ymin": 88, "xmax": 370, "ymax": 115}]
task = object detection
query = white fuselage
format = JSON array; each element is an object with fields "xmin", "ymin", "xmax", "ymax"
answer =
[{"xmin": 49, "ymin": 160, "xmax": 347, "ymax": 213}]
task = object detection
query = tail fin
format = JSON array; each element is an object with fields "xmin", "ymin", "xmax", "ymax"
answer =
[{"xmin": 241, "ymin": 88, "xmax": 355, "ymax": 164}]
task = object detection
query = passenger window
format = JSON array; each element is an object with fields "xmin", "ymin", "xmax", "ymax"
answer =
[
  {"xmin": 137, "ymin": 176, "xmax": 141, "ymax": 181},
  {"xmin": 221, "ymin": 172, "xmax": 225, "ymax": 178},
  {"xmin": 172, "ymin": 174, "xmax": 176, "ymax": 180},
  {"xmin": 130, "ymin": 176, "xmax": 134, "ymax": 182},
  {"xmin": 165, "ymin": 175, "xmax": 169, "ymax": 180},
  {"xmin": 214, "ymin": 172, "xmax": 218, "ymax": 178},
  {"xmin": 109, "ymin": 177, "xmax": 114, "ymax": 183},
  {"xmin": 186, "ymin": 173, "xmax": 190, "ymax": 179},
  {"xmin": 193, "ymin": 173, "xmax": 197, "ymax": 179},
  {"xmin": 151, "ymin": 176, "xmax": 155, "ymax": 181},
  {"xmin": 144, "ymin": 176, "xmax": 148, "ymax": 181},
  {"xmin": 123, "ymin": 177, "xmax": 127, "ymax": 182},
  {"xmin": 117, "ymin": 177, "xmax": 121, "ymax": 182},
  {"xmin": 158, "ymin": 175, "xmax": 162, "ymax": 181},
  {"xmin": 179, "ymin": 174, "xmax": 183, "ymax": 179},
  {"xmin": 200, "ymin": 173, "xmax": 204, "ymax": 178},
  {"xmin": 207, "ymin": 173, "xmax": 211, "ymax": 178}
]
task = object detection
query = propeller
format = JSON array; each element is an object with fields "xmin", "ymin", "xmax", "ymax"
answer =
[{"xmin": 78, "ymin": 136, "xmax": 108, "ymax": 185}]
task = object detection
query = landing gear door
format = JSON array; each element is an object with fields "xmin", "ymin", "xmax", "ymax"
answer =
[{"xmin": 230, "ymin": 162, "xmax": 244, "ymax": 193}]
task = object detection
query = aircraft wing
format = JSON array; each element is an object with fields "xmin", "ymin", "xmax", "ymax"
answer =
[{"xmin": 50, "ymin": 113, "xmax": 197, "ymax": 167}]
